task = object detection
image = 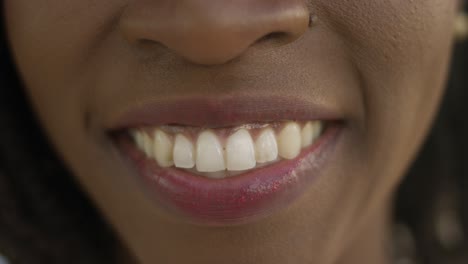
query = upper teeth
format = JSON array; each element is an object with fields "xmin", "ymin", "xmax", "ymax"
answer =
[{"xmin": 131, "ymin": 121, "xmax": 323, "ymax": 177}]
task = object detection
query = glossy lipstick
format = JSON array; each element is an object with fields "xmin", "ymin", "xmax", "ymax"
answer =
[{"xmin": 111, "ymin": 97, "xmax": 343, "ymax": 225}]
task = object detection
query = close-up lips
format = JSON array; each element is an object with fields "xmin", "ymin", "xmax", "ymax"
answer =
[{"xmin": 110, "ymin": 96, "xmax": 344, "ymax": 225}]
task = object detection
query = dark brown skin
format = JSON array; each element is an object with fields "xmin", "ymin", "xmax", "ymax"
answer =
[{"xmin": 3, "ymin": 0, "xmax": 460, "ymax": 263}]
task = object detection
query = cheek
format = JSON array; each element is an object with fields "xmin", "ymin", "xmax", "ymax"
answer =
[
  {"xmin": 4, "ymin": 0, "xmax": 125, "ymax": 149},
  {"xmin": 365, "ymin": 1, "xmax": 456, "ymax": 167},
  {"xmin": 316, "ymin": 0, "xmax": 457, "ymax": 197},
  {"xmin": 316, "ymin": 0, "xmax": 457, "ymax": 98},
  {"xmin": 317, "ymin": 0, "xmax": 457, "ymax": 132}
]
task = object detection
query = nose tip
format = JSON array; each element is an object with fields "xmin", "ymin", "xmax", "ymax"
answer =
[{"xmin": 120, "ymin": 0, "xmax": 310, "ymax": 65}]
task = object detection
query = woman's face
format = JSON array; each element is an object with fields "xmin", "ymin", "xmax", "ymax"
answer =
[{"xmin": 4, "ymin": 0, "xmax": 459, "ymax": 263}]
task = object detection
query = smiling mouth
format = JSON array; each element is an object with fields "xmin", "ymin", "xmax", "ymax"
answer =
[
  {"xmin": 130, "ymin": 120, "xmax": 324, "ymax": 178},
  {"xmin": 110, "ymin": 97, "xmax": 343, "ymax": 225}
]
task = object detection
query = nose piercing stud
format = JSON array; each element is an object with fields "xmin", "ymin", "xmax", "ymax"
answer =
[{"xmin": 309, "ymin": 13, "xmax": 318, "ymax": 27}]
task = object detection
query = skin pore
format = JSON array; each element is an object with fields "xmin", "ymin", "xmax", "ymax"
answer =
[{"xmin": 3, "ymin": 0, "xmax": 459, "ymax": 263}]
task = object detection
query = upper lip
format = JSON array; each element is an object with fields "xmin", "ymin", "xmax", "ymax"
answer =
[{"xmin": 107, "ymin": 95, "xmax": 341, "ymax": 131}]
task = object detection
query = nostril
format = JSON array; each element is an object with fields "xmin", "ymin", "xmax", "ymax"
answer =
[
  {"xmin": 120, "ymin": 1, "xmax": 311, "ymax": 65},
  {"xmin": 256, "ymin": 31, "xmax": 292, "ymax": 46}
]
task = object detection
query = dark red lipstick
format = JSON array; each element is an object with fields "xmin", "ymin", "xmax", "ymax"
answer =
[{"xmin": 111, "ymin": 96, "xmax": 343, "ymax": 225}]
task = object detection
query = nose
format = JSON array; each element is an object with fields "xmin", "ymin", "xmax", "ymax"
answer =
[{"xmin": 120, "ymin": 0, "xmax": 310, "ymax": 65}]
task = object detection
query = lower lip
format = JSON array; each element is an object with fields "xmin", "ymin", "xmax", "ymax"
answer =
[{"xmin": 116, "ymin": 124, "xmax": 342, "ymax": 226}]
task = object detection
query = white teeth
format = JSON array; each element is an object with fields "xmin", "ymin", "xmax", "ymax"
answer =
[
  {"xmin": 131, "ymin": 130, "xmax": 145, "ymax": 151},
  {"xmin": 132, "ymin": 121, "xmax": 325, "ymax": 176},
  {"xmin": 173, "ymin": 134, "xmax": 195, "ymax": 168},
  {"xmin": 312, "ymin": 121, "xmax": 323, "ymax": 140},
  {"xmin": 277, "ymin": 122, "xmax": 302, "ymax": 160},
  {"xmin": 301, "ymin": 121, "xmax": 323, "ymax": 148},
  {"xmin": 301, "ymin": 122, "xmax": 314, "ymax": 148},
  {"xmin": 226, "ymin": 129, "xmax": 256, "ymax": 171},
  {"xmin": 255, "ymin": 128, "xmax": 278, "ymax": 163},
  {"xmin": 196, "ymin": 130, "xmax": 226, "ymax": 172},
  {"xmin": 141, "ymin": 132, "xmax": 154, "ymax": 158},
  {"xmin": 153, "ymin": 129, "xmax": 174, "ymax": 167}
]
